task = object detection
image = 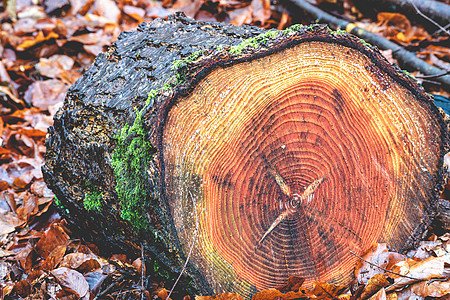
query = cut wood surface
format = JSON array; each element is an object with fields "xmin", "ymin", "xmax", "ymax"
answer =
[{"xmin": 43, "ymin": 13, "xmax": 448, "ymax": 298}]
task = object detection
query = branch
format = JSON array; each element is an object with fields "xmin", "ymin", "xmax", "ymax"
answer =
[
  {"xmin": 355, "ymin": 0, "xmax": 450, "ymax": 28},
  {"xmin": 284, "ymin": 0, "xmax": 450, "ymax": 92},
  {"xmin": 406, "ymin": 0, "xmax": 449, "ymax": 35}
]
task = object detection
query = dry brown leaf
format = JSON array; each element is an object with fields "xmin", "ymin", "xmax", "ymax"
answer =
[
  {"xmin": 0, "ymin": 205, "xmax": 26, "ymax": 235},
  {"xmin": 171, "ymin": 0, "xmax": 203, "ymax": 18},
  {"xmin": 123, "ymin": 5, "xmax": 145, "ymax": 23},
  {"xmin": 95, "ymin": 0, "xmax": 121, "ymax": 23},
  {"xmin": 40, "ymin": 243, "xmax": 68, "ymax": 271},
  {"xmin": 386, "ymin": 255, "xmax": 450, "ymax": 291},
  {"xmin": 16, "ymin": 31, "xmax": 59, "ymax": 51},
  {"xmin": 52, "ymin": 267, "xmax": 89, "ymax": 299},
  {"xmin": 155, "ymin": 288, "xmax": 172, "ymax": 300},
  {"xmin": 0, "ymin": 86, "xmax": 24, "ymax": 107},
  {"xmin": 197, "ymin": 293, "xmax": 245, "ymax": 300},
  {"xmin": 251, "ymin": 288, "xmax": 308, "ymax": 300},
  {"xmin": 309, "ymin": 282, "xmax": 347, "ymax": 299},
  {"xmin": 368, "ymin": 288, "xmax": 386, "ymax": 300},
  {"xmin": 403, "ymin": 279, "xmax": 450, "ymax": 298},
  {"xmin": 355, "ymin": 244, "xmax": 405, "ymax": 284},
  {"xmin": 375, "ymin": 12, "xmax": 428, "ymax": 45},
  {"xmin": 229, "ymin": 6, "xmax": 253, "ymax": 26},
  {"xmin": 251, "ymin": 0, "xmax": 270, "ymax": 25},
  {"xmin": 77, "ymin": 259, "xmax": 100, "ymax": 274},
  {"xmin": 23, "ymin": 79, "xmax": 67, "ymax": 111},
  {"xmin": 60, "ymin": 252, "xmax": 100, "ymax": 270},
  {"xmin": 275, "ymin": 276, "xmax": 305, "ymax": 293},
  {"xmin": 13, "ymin": 279, "xmax": 31, "ymax": 298},
  {"xmin": 35, "ymin": 223, "xmax": 69, "ymax": 259},
  {"xmin": 361, "ymin": 274, "xmax": 391, "ymax": 300}
]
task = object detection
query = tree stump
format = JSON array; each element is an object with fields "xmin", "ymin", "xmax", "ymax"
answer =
[{"xmin": 43, "ymin": 13, "xmax": 448, "ymax": 298}]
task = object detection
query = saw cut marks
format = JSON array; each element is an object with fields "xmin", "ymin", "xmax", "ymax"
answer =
[{"xmin": 162, "ymin": 41, "xmax": 443, "ymax": 297}]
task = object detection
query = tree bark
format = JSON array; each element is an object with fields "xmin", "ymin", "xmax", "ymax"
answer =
[{"xmin": 43, "ymin": 13, "xmax": 448, "ymax": 299}]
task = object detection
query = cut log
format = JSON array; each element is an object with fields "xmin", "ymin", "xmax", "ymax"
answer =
[{"xmin": 43, "ymin": 13, "xmax": 448, "ymax": 299}]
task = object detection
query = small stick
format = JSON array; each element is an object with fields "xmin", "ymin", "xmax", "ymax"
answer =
[
  {"xmin": 141, "ymin": 243, "xmax": 145, "ymax": 300},
  {"xmin": 415, "ymin": 70, "xmax": 450, "ymax": 79},
  {"xmin": 407, "ymin": 0, "xmax": 449, "ymax": 35},
  {"xmin": 349, "ymin": 250, "xmax": 418, "ymax": 280}
]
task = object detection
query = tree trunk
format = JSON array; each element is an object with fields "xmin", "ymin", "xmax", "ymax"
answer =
[{"xmin": 43, "ymin": 13, "xmax": 448, "ymax": 299}]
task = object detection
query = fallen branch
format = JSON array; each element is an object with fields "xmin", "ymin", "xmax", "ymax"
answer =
[
  {"xmin": 284, "ymin": 0, "xmax": 450, "ymax": 91},
  {"xmin": 356, "ymin": 0, "xmax": 450, "ymax": 29}
]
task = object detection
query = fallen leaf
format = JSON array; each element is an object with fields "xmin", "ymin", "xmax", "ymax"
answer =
[
  {"xmin": 16, "ymin": 31, "xmax": 59, "ymax": 51},
  {"xmin": 35, "ymin": 223, "xmax": 69, "ymax": 259},
  {"xmin": 197, "ymin": 293, "xmax": 245, "ymax": 300},
  {"xmin": 171, "ymin": 0, "xmax": 203, "ymax": 18},
  {"xmin": 403, "ymin": 279, "xmax": 450, "ymax": 298},
  {"xmin": 77, "ymin": 259, "xmax": 100, "ymax": 274},
  {"xmin": 361, "ymin": 274, "xmax": 391, "ymax": 300},
  {"xmin": 12, "ymin": 279, "xmax": 31, "ymax": 298},
  {"xmin": 309, "ymin": 282, "xmax": 347, "ymax": 299},
  {"xmin": 386, "ymin": 255, "xmax": 450, "ymax": 291},
  {"xmin": 60, "ymin": 252, "xmax": 101, "ymax": 270},
  {"xmin": 52, "ymin": 267, "xmax": 89, "ymax": 299},
  {"xmin": 355, "ymin": 244, "xmax": 406, "ymax": 284},
  {"xmin": 84, "ymin": 271, "xmax": 107, "ymax": 295},
  {"xmin": 23, "ymin": 79, "xmax": 67, "ymax": 110},
  {"xmin": 123, "ymin": 5, "xmax": 145, "ymax": 23},
  {"xmin": 368, "ymin": 288, "xmax": 386, "ymax": 300},
  {"xmin": 229, "ymin": 6, "xmax": 253, "ymax": 26},
  {"xmin": 275, "ymin": 276, "xmax": 305, "ymax": 293},
  {"xmin": 251, "ymin": 288, "xmax": 308, "ymax": 300},
  {"xmin": 0, "ymin": 86, "xmax": 24, "ymax": 107},
  {"xmin": 251, "ymin": 0, "xmax": 270, "ymax": 25},
  {"xmin": 95, "ymin": 0, "xmax": 121, "ymax": 24}
]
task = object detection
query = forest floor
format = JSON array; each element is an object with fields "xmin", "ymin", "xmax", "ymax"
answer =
[{"xmin": 0, "ymin": 0, "xmax": 449, "ymax": 299}]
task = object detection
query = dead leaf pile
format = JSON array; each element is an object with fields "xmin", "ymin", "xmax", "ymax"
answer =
[{"xmin": 1, "ymin": 219, "xmax": 150, "ymax": 299}]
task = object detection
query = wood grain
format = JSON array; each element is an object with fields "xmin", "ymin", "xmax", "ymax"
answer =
[{"xmin": 163, "ymin": 41, "xmax": 444, "ymax": 297}]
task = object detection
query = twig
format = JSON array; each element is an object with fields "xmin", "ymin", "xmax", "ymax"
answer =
[
  {"xmin": 94, "ymin": 281, "xmax": 118, "ymax": 300},
  {"xmin": 432, "ymin": 23, "xmax": 450, "ymax": 37},
  {"xmin": 284, "ymin": 0, "xmax": 450, "ymax": 91},
  {"xmin": 349, "ymin": 250, "xmax": 419, "ymax": 280},
  {"xmin": 407, "ymin": 0, "xmax": 449, "ymax": 35},
  {"xmin": 141, "ymin": 243, "xmax": 145, "ymax": 300},
  {"xmin": 166, "ymin": 190, "xmax": 199, "ymax": 300},
  {"xmin": 415, "ymin": 70, "xmax": 450, "ymax": 79}
]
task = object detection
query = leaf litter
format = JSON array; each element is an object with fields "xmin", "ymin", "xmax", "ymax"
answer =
[{"xmin": 0, "ymin": 0, "xmax": 449, "ymax": 298}]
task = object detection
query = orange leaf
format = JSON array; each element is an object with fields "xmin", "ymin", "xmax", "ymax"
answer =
[
  {"xmin": 197, "ymin": 293, "xmax": 245, "ymax": 300},
  {"xmin": 16, "ymin": 31, "xmax": 59, "ymax": 51},
  {"xmin": 251, "ymin": 288, "xmax": 308, "ymax": 300}
]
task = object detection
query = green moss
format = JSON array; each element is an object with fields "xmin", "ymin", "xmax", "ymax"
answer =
[
  {"xmin": 153, "ymin": 260, "xmax": 171, "ymax": 279},
  {"xmin": 54, "ymin": 196, "xmax": 70, "ymax": 214},
  {"xmin": 111, "ymin": 109, "xmax": 154, "ymax": 231},
  {"xmin": 332, "ymin": 29, "xmax": 347, "ymax": 35},
  {"xmin": 230, "ymin": 30, "xmax": 280, "ymax": 54},
  {"xmin": 172, "ymin": 49, "xmax": 206, "ymax": 70},
  {"xmin": 403, "ymin": 69, "xmax": 415, "ymax": 79},
  {"xmin": 84, "ymin": 188, "xmax": 102, "ymax": 211},
  {"xmin": 54, "ymin": 196, "xmax": 62, "ymax": 208}
]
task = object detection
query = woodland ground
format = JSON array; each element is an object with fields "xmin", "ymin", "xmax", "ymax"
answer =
[{"xmin": 0, "ymin": 0, "xmax": 449, "ymax": 299}]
